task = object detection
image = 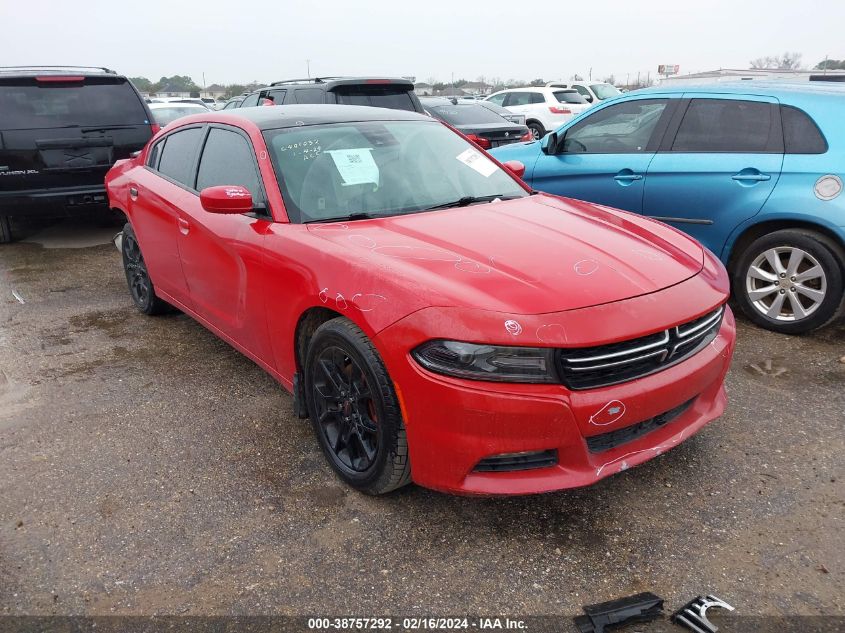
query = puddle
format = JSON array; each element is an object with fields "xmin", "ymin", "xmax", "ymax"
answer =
[{"xmin": 22, "ymin": 218, "xmax": 119, "ymax": 249}]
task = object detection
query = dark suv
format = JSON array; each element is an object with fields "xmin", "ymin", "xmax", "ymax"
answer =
[
  {"xmin": 0, "ymin": 66, "xmax": 156, "ymax": 242},
  {"xmin": 237, "ymin": 77, "xmax": 425, "ymax": 113}
]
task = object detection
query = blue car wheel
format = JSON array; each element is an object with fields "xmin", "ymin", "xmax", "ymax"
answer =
[{"xmin": 733, "ymin": 229, "xmax": 845, "ymax": 334}]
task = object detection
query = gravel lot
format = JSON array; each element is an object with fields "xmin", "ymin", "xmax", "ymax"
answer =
[{"xmin": 1, "ymin": 217, "xmax": 843, "ymax": 620}]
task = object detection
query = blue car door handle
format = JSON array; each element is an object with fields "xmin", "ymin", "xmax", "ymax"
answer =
[
  {"xmin": 614, "ymin": 171, "xmax": 643, "ymax": 183},
  {"xmin": 732, "ymin": 172, "xmax": 771, "ymax": 182}
]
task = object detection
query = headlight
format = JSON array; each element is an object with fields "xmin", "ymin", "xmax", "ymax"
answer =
[{"xmin": 412, "ymin": 340, "xmax": 558, "ymax": 383}]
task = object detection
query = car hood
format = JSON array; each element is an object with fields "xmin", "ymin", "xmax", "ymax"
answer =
[{"xmin": 307, "ymin": 194, "xmax": 704, "ymax": 315}]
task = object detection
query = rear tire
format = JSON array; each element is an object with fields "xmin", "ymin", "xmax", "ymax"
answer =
[
  {"xmin": 733, "ymin": 229, "xmax": 844, "ymax": 334},
  {"xmin": 0, "ymin": 215, "xmax": 12, "ymax": 244},
  {"xmin": 527, "ymin": 121, "xmax": 546, "ymax": 140},
  {"xmin": 304, "ymin": 317, "xmax": 411, "ymax": 495},
  {"xmin": 121, "ymin": 223, "xmax": 171, "ymax": 316}
]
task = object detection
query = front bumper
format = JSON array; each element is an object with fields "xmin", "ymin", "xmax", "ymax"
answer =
[{"xmin": 375, "ymin": 278, "xmax": 735, "ymax": 495}]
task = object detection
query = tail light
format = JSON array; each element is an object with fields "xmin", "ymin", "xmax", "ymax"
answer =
[
  {"xmin": 466, "ymin": 134, "xmax": 492, "ymax": 150},
  {"xmin": 549, "ymin": 106, "xmax": 572, "ymax": 115},
  {"xmin": 36, "ymin": 75, "xmax": 85, "ymax": 83},
  {"xmin": 519, "ymin": 131, "xmax": 533, "ymax": 142},
  {"xmin": 150, "ymin": 123, "xmax": 161, "ymax": 135}
]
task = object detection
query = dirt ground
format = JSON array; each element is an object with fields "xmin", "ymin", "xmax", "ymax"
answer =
[{"xmin": 1, "ymin": 217, "xmax": 843, "ymax": 621}]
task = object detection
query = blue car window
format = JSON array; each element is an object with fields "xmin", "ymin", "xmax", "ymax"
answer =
[
  {"xmin": 672, "ymin": 99, "xmax": 777, "ymax": 153},
  {"xmin": 562, "ymin": 100, "xmax": 667, "ymax": 153},
  {"xmin": 781, "ymin": 105, "xmax": 827, "ymax": 154}
]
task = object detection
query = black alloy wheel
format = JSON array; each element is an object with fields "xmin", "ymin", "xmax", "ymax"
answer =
[{"xmin": 305, "ymin": 318, "xmax": 411, "ymax": 494}]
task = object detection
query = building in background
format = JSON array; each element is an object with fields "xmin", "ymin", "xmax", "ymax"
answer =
[{"xmin": 660, "ymin": 67, "xmax": 845, "ymax": 85}]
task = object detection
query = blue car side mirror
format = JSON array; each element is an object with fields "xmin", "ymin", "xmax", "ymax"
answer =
[{"xmin": 541, "ymin": 132, "xmax": 558, "ymax": 155}]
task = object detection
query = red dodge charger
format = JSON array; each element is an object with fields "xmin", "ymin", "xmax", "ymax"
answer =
[{"xmin": 106, "ymin": 105, "xmax": 736, "ymax": 495}]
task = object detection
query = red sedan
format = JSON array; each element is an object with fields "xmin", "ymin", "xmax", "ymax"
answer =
[{"xmin": 106, "ymin": 105, "xmax": 736, "ymax": 495}]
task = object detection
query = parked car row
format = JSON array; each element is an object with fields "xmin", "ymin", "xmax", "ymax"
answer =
[
  {"xmin": 5, "ymin": 62, "xmax": 842, "ymax": 497},
  {"xmin": 2, "ymin": 65, "xmax": 843, "ymax": 338}
]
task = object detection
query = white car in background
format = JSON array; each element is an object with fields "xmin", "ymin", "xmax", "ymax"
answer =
[
  {"xmin": 147, "ymin": 102, "xmax": 209, "ymax": 127},
  {"xmin": 484, "ymin": 87, "xmax": 590, "ymax": 139},
  {"xmin": 546, "ymin": 81, "xmax": 623, "ymax": 106}
]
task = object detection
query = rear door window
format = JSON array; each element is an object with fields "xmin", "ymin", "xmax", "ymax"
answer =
[
  {"xmin": 671, "ymin": 99, "xmax": 780, "ymax": 153},
  {"xmin": 294, "ymin": 88, "xmax": 325, "ymax": 104},
  {"xmin": 333, "ymin": 86, "xmax": 416, "ymax": 111},
  {"xmin": 0, "ymin": 77, "xmax": 149, "ymax": 130},
  {"xmin": 505, "ymin": 92, "xmax": 531, "ymax": 106},
  {"xmin": 196, "ymin": 128, "xmax": 263, "ymax": 202},
  {"xmin": 156, "ymin": 127, "xmax": 204, "ymax": 187},
  {"xmin": 781, "ymin": 105, "xmax": 827, "ymax": 154}
]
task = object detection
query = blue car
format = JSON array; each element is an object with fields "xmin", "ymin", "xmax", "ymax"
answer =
[{"xmin": 491, "ymin": 82, "xmax": 845, "ymax": 334}]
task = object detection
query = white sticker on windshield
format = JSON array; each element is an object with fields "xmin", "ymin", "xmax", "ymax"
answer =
[
  {"xmin": 456, "ymin": 148, "xmax": 497, "ymax": 177},
  {"xmin": 327, "ymin": 148, "xmax": 379, "ymax": 187}
]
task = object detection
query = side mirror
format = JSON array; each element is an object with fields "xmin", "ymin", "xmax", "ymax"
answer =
[
  {"xmin": 199, "ymin": 185, "xmax": 254, "ymax": 214},
  {"xmin": 585, "ymin": 95, "xmax": 594, "ymax": 103},
  {"xmin": 541, "ymin": 132, "xmax": 558, "ymax": 155},
  {"xmin": 502, "ymin": 160, "xmax": 526, "ymax": 179}
]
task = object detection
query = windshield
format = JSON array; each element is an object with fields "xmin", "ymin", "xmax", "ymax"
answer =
[
  {"xmin": 553, "ymin": 90, "xmax": 587, "ymax": 104},
  {"xmin": 591, "ymin": 84, "xmax": 622, "ymax": 100},
  {"xmin": 0, "ymin": 77, "xmax": 149, "ymax": 130},
  {"xmin": 264, "ymin": 120, "xmax": 526, "ymax": 224},
  {"xmin": 430, "ymin": 105, "xmax": 509, "ymax": 125},
  {"xmin": 151, "ymin": 106, "xmax": 205, "ymax": 125}
]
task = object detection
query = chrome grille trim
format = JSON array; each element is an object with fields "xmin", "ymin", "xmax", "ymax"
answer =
[
  {"xmin": 566, "ymin": 330, "xmax": 670, "ymax": 364},
  {"xmin": 556, "ymin": 305, "xmax": 725, "ymax": 390}
]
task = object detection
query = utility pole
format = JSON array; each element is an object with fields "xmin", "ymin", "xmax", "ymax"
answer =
[
  {"xmin": 306, "ymin": 59, "xmax": 311, "ymax": 78},
  {"xmin": 588, "ymin": 67, "xmax": 592, "ymax": 80},
  {"xmin": 202, "ymin": 72, "xmax": 206, "ymax": 96},
  {"xmin": 823, "ymin": 55, "xmax": 829, "ymax": 75}
]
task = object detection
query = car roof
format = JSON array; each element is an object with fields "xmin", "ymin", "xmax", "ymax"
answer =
[
  {"xmin": 148, "ymin": 102, "xmax": 207, "ymax": 109},
  {"xmin": 267, "ymin": 76, "xmax": 414, "ymax": 88},
  {"xmin": 494, "ymin": 86, "xmax": 575, "ymax": 93},
  {"xmin": 0, "ymin": 65, "xmax": 120, "ymax": 78},
  {"xmin": 175, "ymin": 104, "xmax": 432, "ymax": 131},
  {"xmin": 635, "ymin": 80, "xmax": 845, "ymax": 99}
]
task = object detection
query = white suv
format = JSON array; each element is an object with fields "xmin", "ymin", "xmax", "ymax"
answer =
[
  {"xmin": 546, "ymin": 81, "xmax": 623, "ymax": 106},
  {"xmin": 484, "ymin": 87, "xmax": 590, "ymax": 139}
]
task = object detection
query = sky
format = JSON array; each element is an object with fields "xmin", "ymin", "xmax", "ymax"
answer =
[{"xmin": 2, "ymin": 0, "xmax": 843, "ymax": 86}]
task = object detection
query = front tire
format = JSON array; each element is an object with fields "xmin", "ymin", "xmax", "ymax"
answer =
[
  {"xmin": 121, "ymin": 223, "xmax": 171, "ymax": 315},
  {"xmin": 733, "ymin": 229, "xmax": 844, "ymax": 334},
  {"xmin": 304, "ymin": 317, "xmax": 411, "ymax": 495}
]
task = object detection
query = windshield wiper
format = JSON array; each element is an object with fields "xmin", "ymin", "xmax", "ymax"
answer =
[
  {"xmin": 81, "ymin": 125, "xmax": 138, "ymax": 133},
  {"xmin": 304, "ymin": 212, "xmax": 382, "ymax": 224},
  {"xmin": 422, "ymin": 194, "xmax": 523, "ymax": 212}
]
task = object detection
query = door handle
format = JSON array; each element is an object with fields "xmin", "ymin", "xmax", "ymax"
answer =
[
  {"xmin": 614, "ymin": 171, "xmax": 643, "ymax": 184},
  {"xmin": 177, "ymin": 217, "xmax": 190, "ymax": 235},
  {"xmin": 129, "ymin": 186, "xmax": 138, "ymax": 200},
  {"xmin": 732, "ymin": 172, "xmax": 771, "ymax": 182}
]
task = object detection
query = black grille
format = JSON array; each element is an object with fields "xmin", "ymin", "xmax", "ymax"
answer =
[
  {"xmin": 585, "ymin": 398, "xmax": 696, "ymax": 453},
  {"xmin": 473, "ymin": 450, "xmax": 558, "ymax": 472},
  {"xmin": 557, "ymin": 306, "xmax": 724, "ymax": 390}
]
